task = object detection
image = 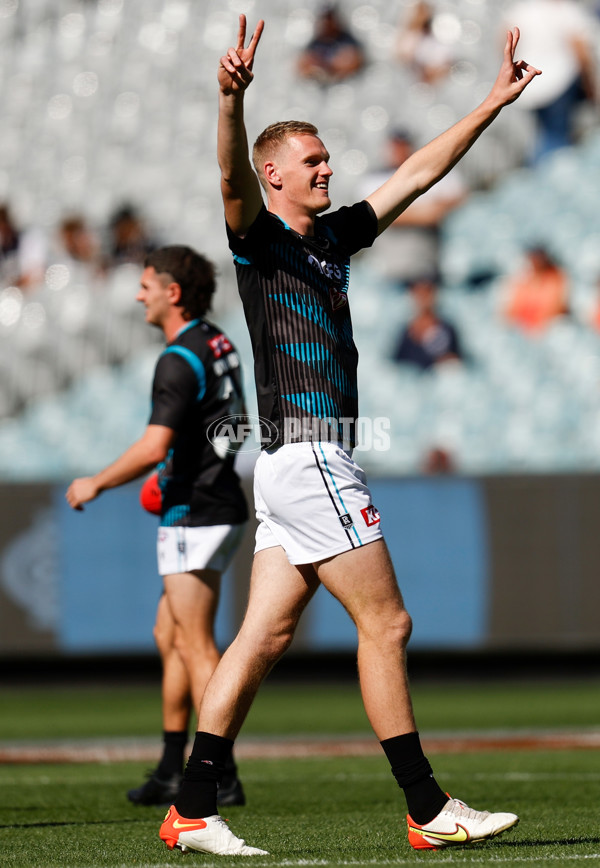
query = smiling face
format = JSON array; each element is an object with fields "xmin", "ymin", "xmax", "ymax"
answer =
[{"xmin": 268, "ymin": 133, "xmax": 333, "ymax": 218}]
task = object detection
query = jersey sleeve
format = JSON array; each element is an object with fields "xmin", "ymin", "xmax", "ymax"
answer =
[
  {"xmin": 148, "ymin": 352, "xmax": 202, "ymax": 431},
  {"xmin": 321, "ymin": 200, "xmax": 378, "ymax": 256},
  {"xmin": 226, "ymin": 205, "xmax": 269, "ymax": 261}
]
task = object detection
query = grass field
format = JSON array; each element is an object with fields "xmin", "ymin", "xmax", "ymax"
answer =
[{"xmin": 1, "ymin": 678, "xmax": 600, "ymax": 867}]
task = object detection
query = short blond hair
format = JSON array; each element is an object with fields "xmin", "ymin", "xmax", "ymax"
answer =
[{"xmin": 252, "ymin": 120, "xmax": 320, "ymax": 189}]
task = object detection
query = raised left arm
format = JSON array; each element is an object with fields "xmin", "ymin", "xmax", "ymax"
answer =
[{"xmin": 367, "ymin": 27, "xmax": 541, "ymax": 235}]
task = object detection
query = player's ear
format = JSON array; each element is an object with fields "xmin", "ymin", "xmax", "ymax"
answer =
[
  {"xmin": 264, "ymin": 161, "xmax": 282, "ymax": 189},
  {"xmin": 167, "ymin": 281, "xmax": 182, "ymax": 305}
]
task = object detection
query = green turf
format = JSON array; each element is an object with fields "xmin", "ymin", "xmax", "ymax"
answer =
[
  {"xmin": 1, "ymin": 680, "xmax": 600, "ymax": 866},
  {"xmin": 1, "ymin": 751, "xmax": 600, "ymax": 866},
  {"xmin": 1, "ymin": 679, "xmax": 600, "ymax": 739}
]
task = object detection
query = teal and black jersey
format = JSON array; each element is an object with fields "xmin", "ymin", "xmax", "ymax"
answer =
[
  {"xmin": 227, "ymin": 201, "xmax": 378, "ymax": 449},
  {"xmin": 148, "ymin": 319, "xmax": 248, "ymax": 528}
]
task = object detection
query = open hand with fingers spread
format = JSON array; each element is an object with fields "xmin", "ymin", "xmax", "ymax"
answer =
[
  {"xmin": 488, "ymin": 27, "xmax": 541, "ymax": 108},
  {"xmin": 218, "ymin": 14, "xmax": 264, "ymax": 95}
]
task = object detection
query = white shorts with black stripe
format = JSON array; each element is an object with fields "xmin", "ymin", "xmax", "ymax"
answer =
[{"xmin": 253, "ymin": 441, "xmax": 383, "ymax": 565}]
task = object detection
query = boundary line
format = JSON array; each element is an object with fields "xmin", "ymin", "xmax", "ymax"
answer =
[{"xmin": 1, "ymin": 729, "xmax": 599, "ymax": 764}]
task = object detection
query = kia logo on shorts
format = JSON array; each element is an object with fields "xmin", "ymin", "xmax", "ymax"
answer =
[{"xmin": 207, "ymin": 414, "xmax": 279, "ymax": 456}]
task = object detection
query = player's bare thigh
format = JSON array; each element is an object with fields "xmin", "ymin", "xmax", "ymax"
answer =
[
  {"xmin": 315, "ymin": 538, "xmax": 408, "ymax": 632},
  {"xmin": 163, "ymin": 569, "xmax": 221, "ymax": 640},
  {"xmin": 234, "ymin": 546, "xmax": 320, "ymax": 648},
  {"xmin": 197, "ymin": 547, "xmax": 320, "ymax": 738}
]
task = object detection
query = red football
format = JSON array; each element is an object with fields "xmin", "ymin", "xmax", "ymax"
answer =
[{"xmin": 140, "ymin": 473, "xmax": 162, "ymax": 515}]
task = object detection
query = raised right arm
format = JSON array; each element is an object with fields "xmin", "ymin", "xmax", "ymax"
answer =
[
  {"xmin": 366, "ymin": 28, "xmax": 540, "ymax": 236},
  {"xmin": 217, "ymin": 15, "xmax": 265, "ymax": 237}
]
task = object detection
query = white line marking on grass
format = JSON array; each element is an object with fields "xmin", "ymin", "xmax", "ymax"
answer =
[
  {"xmin": 242, "ymin": 771, "xmax": 600, "ymax": 785},
  {"xmin": 102, "ymin": 855, "xmax": 600, "ymax": 868},
  {"xmin": 271, "ymin": 857, "xmax": 600, "ymax": 865},
  {"xmin": 4, "ymin": 770, "xmax": 599, "ymax": 787},
  {"xmin": 106, "ymin": 857, "xmax": 600, "ymax": 867},
  {"xmin": 3, "ymin": 726, "xmax": 600, "ymax": 764},
  {"xmin": 443, "ymin": 772, "xmax": 600, "ymax": 783},
  {"xmin": 481, "ymin": 772, "xmax": 600, "ymax": 782},
  {"xmin": 288, "ymin": 856, "xmax": 600, "ymax": 866}
]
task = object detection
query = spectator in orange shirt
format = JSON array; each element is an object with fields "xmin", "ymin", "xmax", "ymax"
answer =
[{"xmin": 504, "ymin": 246, "xmax": 569, "ymax": 333}]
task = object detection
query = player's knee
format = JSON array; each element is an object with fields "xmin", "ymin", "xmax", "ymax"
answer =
[
  {"xmin": 171, "ymin": 631, "xmax": 191, "ymax": 666},
  {"xmin": 153, "ymin": 622, "xmax": 172, "ymax": 658},
  {"xmin": 374, "ymin": 608, "xmax": 413, "ymax": 651},
  {"xmin": 255, "ymin": 622, "xmax": 296, "ymax": 663},
  {"xmin": 265, "ymin": 630, "xmax": 294, "ymax": 661},
  {"xmin": 395, "ymin": 608, "xmax": 413, "ymax": 648}
]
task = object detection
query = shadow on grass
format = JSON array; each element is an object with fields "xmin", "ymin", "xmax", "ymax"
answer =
[
  {"xmin": 441, "ymin": 836, "xmax": 600, "ymax": 852},
  {"xmin": 0, "ymin": 818, "xmax": 151, "ymax": 830},
  {"xmin": 502, "ymin": 837, "xmax": 600, "ymax": 848}
]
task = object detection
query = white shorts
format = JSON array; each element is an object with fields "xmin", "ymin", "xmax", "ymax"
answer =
[
  {"xmin": 254, "ymin": 441, "xmax": 383, "ymax": 565},
  {"xmin": 157, "ymin": 524, "xmax": 245, "ymax": 576}
]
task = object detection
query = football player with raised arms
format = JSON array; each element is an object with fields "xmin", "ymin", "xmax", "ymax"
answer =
[{"xmin": 159, "ymin": 16, "xmax": 541, "ymax": 856}]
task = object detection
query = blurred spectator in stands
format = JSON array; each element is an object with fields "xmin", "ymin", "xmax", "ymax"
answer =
[
  {"xmin": 0, "ymin": 203, "xmax": 46, "ymax": 290},
  {"xmin": 56, "ymin": 215, "xmax": 103, "ymax": 275},
  {"xmin": 395, "ymin": 1, "xmax": 454, "ymax": 86},
  {"xmin": 502, "ymin": 0, "xmax": 598, "ymax": 163},
  {"xmin": 393, "ymin": 275, "xmax": 463, "ymax": 370},
  {"xmin": 105, "ymin": 203, "xmax": 157, "ymax": 268},
  {"xmin": 0, "ymin": 205, "xmax": 19, "ymax": 278},
  {"xmin": 297, "ymin": 3, "xmax": 366, "ymax": 86},
  {"xmin": 359, "ymin": 129, "xmax": 467, "ymax": 288},
  {"xmin": 586, "ymin": 274, "xmax": 600, "ymax": 332},
  {"xmin": 422, "ymin": 446, "xmax": 456, "ymax": 474},
  {"xmin": 503, "ymin": 246, "xmax": 569, "ymax": 333}
]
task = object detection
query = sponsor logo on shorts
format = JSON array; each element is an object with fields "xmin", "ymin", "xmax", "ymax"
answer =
[
  {"xmin": 339, "ymin": 513, "xmax": 354, "ymax": 529},
  {"xmin": 361, "ymin": 505, "xmax": 380, "ymax": 527},
  {"xmin": 178, "ymin": 539, "xmax": 186, "ymax": 555}
]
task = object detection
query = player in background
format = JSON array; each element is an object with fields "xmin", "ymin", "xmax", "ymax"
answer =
[
  {"xmin": 159, "ymin": 16, "xmax": 541, "ymax": 857},
  {"xmin": 66, "ymin": 245, "xmax": 248, "ymax": 808},
  {"xmin": 127, "ymin": 471, "xmax": 245, "ymax": 808}
]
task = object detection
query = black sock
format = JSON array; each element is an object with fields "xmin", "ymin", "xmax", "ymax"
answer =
[
  {"xmin": 380, "ymin": 731, "xmax": 448, "ymax": 824},
  {"xmin": 222, "ymin": 747, "xmax": 238, "ymax": 785},
  {"xmin": 157, "ymin": 730, "xmax": 188, "ymax": 778},
  {"xmin": 175, "ymin": 731, "xmax": 233, "ymax": 819}
]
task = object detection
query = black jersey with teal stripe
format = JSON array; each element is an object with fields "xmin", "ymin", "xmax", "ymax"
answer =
[
  {"xmin": 227, "ymin": 201, "xmax": 378, "ymax": 448},
  {"xmin": 148, "ymin": 319, "xmax": 248, "ymax": 528}
]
